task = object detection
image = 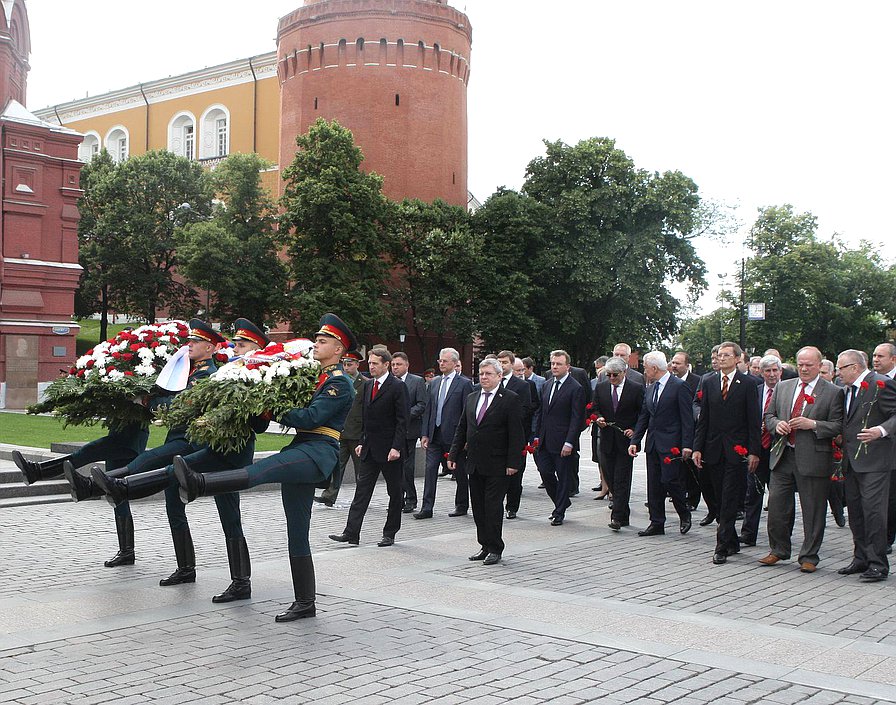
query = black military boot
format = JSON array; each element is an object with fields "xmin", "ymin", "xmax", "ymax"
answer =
[
  {"xmin": 159, "ymin": 529, "xmax": 196, "ymax": 586},
  {"xmin": 63, "ymin": 461, "xmax": 104, "ymax": 502},
  {"xmin": 173, "ymin": 455, "xmax": 250, "ymax": 504},
  {"xmin": 91, "ymin": 466, "xmax": 170, "ymax": 508},
  {"xmin": 212, "ymin": 537, "xmax": 252, "ymax": 603},
  {"xmin": 104, "ymin": 516, "xmax": 136, "ymax": 567},
  {"xmin": 12, "ymin": 450, "xmax": 71, "ymax": 485},
  {"xmin": 275, "ymin": 555, "xmax": 316, "ymax": 622}
]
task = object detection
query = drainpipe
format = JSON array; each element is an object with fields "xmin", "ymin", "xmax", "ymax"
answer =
[
  {"xmin": 248, "ymin": 56, "xmax": 258, "ymax": 153},
  {"xmin": 138, "ymin": 83, "xmax": 150, "ymax": 152}
]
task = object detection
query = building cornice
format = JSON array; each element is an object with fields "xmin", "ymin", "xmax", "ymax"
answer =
[{"xmin": 33, "ymin": 52, "xmax": 278, "ymax": 126}]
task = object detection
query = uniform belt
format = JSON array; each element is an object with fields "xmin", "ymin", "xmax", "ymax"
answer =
[{"xmin": 305, "ymin": 426, "xmax": 341, "ymax": 441}]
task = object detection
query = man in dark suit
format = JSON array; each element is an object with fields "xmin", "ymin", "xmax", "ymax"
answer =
[
  {"xmin": 416, "ymin": 347, "xmax": 474, "ymax": 519},
  {"xmin": 448, "ymin": 358, "xmax": 525, "ymax": 565},
  {"xmin": 597, "ymin": 343, "xmax": 646, "ymax": 385},
  {"xmin": 870, "ymin": 343, "xmax": 896, "ymax": 553},
  {"xmin": 593, "ymin": 356, "xmax": 644, "ymax": 530},
  {"xmin": 391, "ymin": 352, "xmax": 427, "ymax": 513},
  {"xmin": 496, "ymin": 351, "xmax": 536, "ymax": 519},
  {"xmin": 533, "ymin": 350, "xmax": 585, "ymax": 526},
  {"xmin": 567, "ymin": 364, "xmax": 592, "ymax": 497},
  {"xmin": 761, "ymin": 347, "xmax": 843, "ymax": 572},
  {"xmin": 629, "ymin": 351, "xmax": 693, "ymax": 537},
  {"xmin": 330, "ymin": 348, "xmax": 408, "ymax": 547},
  {"xmin": 669, "ymin": 350, "xmax": 701, "ymax": 510},
  {"xmin": 693, "ymin": 341, "xmax": 761, "ymax": 565},
  {"xmin": 836, "ymin": 349, "xmax": 896, "ymax": 582}
]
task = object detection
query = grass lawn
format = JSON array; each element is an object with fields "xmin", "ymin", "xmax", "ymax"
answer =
[
  {"xmin": 0, "ymin": 412, "xmax": 292, "ymax": 452},
  {"xmin": 75, "ymin": 320, "xmax": 138, "ymax": 356}
]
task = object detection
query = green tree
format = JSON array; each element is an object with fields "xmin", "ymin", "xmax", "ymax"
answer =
[
  {"xmin": 178, "ymin": 153, "xmax": 287, "ymax": 327},
  {"xmin": 279, "ymin": 118, "xmax": 390, "ymax": 338},
  {"xmin": 677, "ymin": 306, "xmax": 740, "ymax": 371},
  {"xmin": 521, "ymin": 137, "xmax": 707, "ymax": 363}
]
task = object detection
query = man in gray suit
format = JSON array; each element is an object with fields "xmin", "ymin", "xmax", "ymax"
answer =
[
  {"xmin": 760, "ymin": 346, "xmax": 843, "ymax": 572},
  {"xmin": 836, "ymin": 349, "xmax": 896, "ymax": 582},
  {"xmin": 391, "ymin": 352, "xmax": 427, "ymax": 513}
]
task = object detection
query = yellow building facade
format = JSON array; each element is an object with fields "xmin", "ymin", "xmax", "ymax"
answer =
[{"xmin": 34, "ymin": 53, "xmax": 282, "ymax": 192}]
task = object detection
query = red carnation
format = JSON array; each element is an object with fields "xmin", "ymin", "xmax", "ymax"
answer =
[
  {"xmin": 861, "ymin": 381, "xmax": 869, "ymax": 390},
  {"xmin": 69, "ymin": 367, "xmax": 77, "ymax": 375},
  {"xmin": 150, "ymin": 341, "xmax": 160, "ymax": 348},
  {"xmin": 86, "ymin": 348, "xmax": 94, "ymax": 355},
  {"xmin": 124, "ymin": 370, "xmax": 134, "ymax": 376},
  {"xmin": 670, "ymin": 447, "xmax": 681, "ymax": 456},
  {"xmin": 585, "ymin": 402, "xmax": 593, "ymax": 410},
  {"xmin": 122, "ymin": 353, "xmax": 133, "ymax": 361},
  {"xmin": 443, "ymin": 453, "xmax": 450, "ymax": 459},
  {"xmin": 804, "ymin": 395, "xmax": 814, "ymax": 404},
  {"xmin": 663, "ymin": 456, "xmax": 672, "ymax": 465},
  {"xmin": 111, "ymin": 351, "xmax": 121, "ymax": 359},
  {"xmin": 587, "ymin": 414, "xmax": 598, "ymax": 424},
  {"xmin": 733, "ymin": 445, "xmax": 748, "ymax": 457},
  {"xmin": 877, "ymin": 380, "xmax": 886, "ymax": 389},
  {"xmin": 696, "ymin": 390, "xmax": 703, "ymax": 400},
  {"xmin": 106, "ymin": 366, "xmax": 115, "ymax": 374},
  {"xmin": 76, "ymin": 369, "xmax": 85, "ymax": 378},
  {"xmin": 85, "ymin": 359, "xmax": 95, "ymax": 369},
  {"xmin": 532, "ymin": 439, "xmax": 540, "ymax": 448},
  {"xmin": 832, "ymin": 450, "xmax": 843, "ymax": 461},
  {"xmin": 129, "ymin": 344, "xmax": 142, "ymax": 352}
]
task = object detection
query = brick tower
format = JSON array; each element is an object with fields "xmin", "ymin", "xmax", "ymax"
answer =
[
  {"xmin": 0, "ymin": 0, "xmax": 84, "ymax": 408},
  {"xmin": 277, "ymin": 0, "xmax": 472, "ymax": 207}
]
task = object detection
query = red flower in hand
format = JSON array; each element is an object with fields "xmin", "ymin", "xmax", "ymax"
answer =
[
  {"xmin": 877, "ymin": 380, "xmax": 886, "ymax": 389},
  {"xmin": 832, "ymin": 449, "xmax": 843, "ymax": 461},
  {"xmin": 860, "ymin": 381, "xmax": 870, "ymax": 391},
  {"xmin": 733, "ymin": 445, "xmax": 748, "ymax": 457},
  {"xmin": 670, "ymin": 447, "xmax": 681, "ymax": 456},
  {"xmin": 663, "ymin": 456, "xmax": 672, "ymax": 464},
  {"xmin": 696, "ymin": 390, "xmax": 703, "ymax": 400},
  {"xmin": 804, "ymin": 395, "xmax": 814, "ymax": 404},
  {"xmin": 585, "ymin": 402, "xmax": 593, "ymax": 411},
  {"xmin": 443, "ymin": 452, "xmax": 450, "ymax": 460},
  {"xmin": 587, "ymin": 414, "xmax": 598, "ymax": 424},
  {"xmin": 532, "ymin": 439, "xmax": 540, "ymax": 448}
]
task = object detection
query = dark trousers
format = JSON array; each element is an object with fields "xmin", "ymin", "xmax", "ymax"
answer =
[
  {"xmin": 845, "ymin": 468, "xmax": 891, "ymax": 574},
  {"xmin": 829, "ymin": 479, "xmax": 846, "ymax": 521},
  {"xmin": 320, "ymin": 438, "xmax": 359, "ymax": 503},
  {"xmin": 741, "ymin": 448, "xmax": 770, "ymax": 543},
  {"xmin": 887, "ymin": 467, "xmax": 896, "ymax": 547},
  {"xmin": 600, "ymin": 449, "xmax": 633, "ymax": 523},
  {"xmin": 700, "ymin": 464, "xmax": 719, "ymax": 518},
  {"xmin": 344, "ymin": 458, "xmax": 404, "ymax": 540},
  {"xmin": 505, "ymin": 464, "xmax": 526, "ymax": 513},
  {"xmin": 421, "ymin": 426, "xmax": 466, "ymax": 512},
  {"xmin": 766, "ymin": 449, "xmax": 829, "ymax": 565},
  {"xmin": 645, "ymin": 451, "xmax": 689, "ymax": 525},
  {"xmin": 707, "ymin": 460, "xmax": 746, "ymax": 555},
  {"xmin": 681, "ymin": 459, "xmax": 701, "ymax": 510},
  {"xmin": 402, "ymin": 438, "xmax": 419, "ymax": 507},
  {"xmin": 470, "ymin": 470, "xmax": 510, "ymax": 554},
  {"xmin": 536, "ymin": 450, "xmax": 574, "ymax": 519}
]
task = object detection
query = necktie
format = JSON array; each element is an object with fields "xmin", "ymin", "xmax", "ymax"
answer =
[
  {"xmin": 476, "ymin": 391, "xmax": 492, "ymax": 424},
  {"xmin": 721, "ymin": 374, "xmax": 729, "ymax": 400},
  {"xmin": 651, "ymin": 381, "xmax": 659, "ymax": 406},
  {"xmin": 371, "ymin": 379, "xmax": 380, "ymax": 400},
  {"xmin": 436, "ymin": 376, "xmax": 449, "ymax": 426},
  {"xmin": 761, "ymin": 387, "xmax": 773, "ymax": 449},
  {"xmin": 846, "ymin": 385, "xmax": 856, "ymax": 415},
  {"xmin": 550, "ymin": 379, "xmax": 560, "ymax": 404},
  {"xmin": 612, "ymin": 384, "xmax": 619, "ymax": 412},
  {"xmin": 788, "ymin": 382, "xmax": 808, "ymax": 445}
]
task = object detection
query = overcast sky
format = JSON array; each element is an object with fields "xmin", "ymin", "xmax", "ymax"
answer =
[{"xmin": 24, "ymin": 1, "xmax": 894, "ymax": 315}]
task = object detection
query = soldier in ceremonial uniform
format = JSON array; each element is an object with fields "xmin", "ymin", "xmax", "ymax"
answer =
[
  {"xmin": 67, "ymin": 319, "xmax": 223, "ymax": 580},
  {"xmin": 173, "ymin": 313, "xmax": 357, "ymax": 623}
]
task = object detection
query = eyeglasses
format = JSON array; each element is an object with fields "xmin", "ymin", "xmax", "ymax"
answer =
[
  {"xmin": 717, "ymin": 352, "xmax": 735, "ymax": 358},
  {"xmin": 836, "ymin": 362, "xmax": 858, "ymax": 372},
  {"xmin": 606, "ymin": 372, "xmax": 622, "ymax": 378}
]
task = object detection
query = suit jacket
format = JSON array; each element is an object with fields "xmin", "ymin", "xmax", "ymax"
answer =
[
  {"xmin": 592, "ymin": 378, "xmax": 645, "ymax": 456},
  {"xmin": 534, "ymin": 375, "xmax": 585, "ymax": 453},
  {"xmin": 631, "ymin": 374, "xmax": 693, "ymax": 455},
  {"xmin": 765, "ymin": 377, "xmax": 843, "ymax": 476},
  {"xmin": 680, "ymin": 371, "xmax": 700, "ymax": 395},
  {"xmin": 694, "ymin": 370, "xmax": 761, "ymax": 464},
  {"xmin": 422, "ymin": 372, "xmax": 474, "ymax": 442},
  {"xmin": 570, "ymin": 366, "xmax": 592, "ymax": 430},
  {"xmin": 449, "ymin": 387, "xmax": 525, "ymax": 476},
  {"xmin": 501, "ymin": 374, "xmax": 536, "ymax": 438},
  {"xmin": 841, "ymin": 372, "xmax": 896, "ymax": 473},
  {"xmin": 400, "ymin": 372, "xmax": 427, "ymax": 440},
  {"xmin": 527, "ymin": 372, "xmax": 546, "ymax": 393},
  {"xmin": 341, "ymin": 372, "xmax": 366, "ymax": 440},
  {"xmin": 358, "ymin": 374, "xmax": 408, "ymax": 463}
]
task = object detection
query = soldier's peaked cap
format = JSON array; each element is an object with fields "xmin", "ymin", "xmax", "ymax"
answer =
[
  {"xmin": 315, "ymin": 313, "xmax": 358, "ymax": 353},
  {"xmin": 232, "ymin": 318, "xmax": 270, "ymax": 347},
  {"xmin": 187, "ymin": 318, "xmax": 227, "ymax": 345}
]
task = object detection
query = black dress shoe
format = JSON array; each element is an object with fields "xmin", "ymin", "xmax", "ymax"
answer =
[
  {"xmin": 212, "ymin": 579, "xmax": 251, "ymax": 603},
  {"xmin": 550, "ymin": 517, "xmax": 563, "ymax": 526},
  {"xmin": 859, "ymin": 568, "xmax": 887, "ymax": 582},
  {"xmin": 699, "ymin": 515, "xmax": 717, "ymax": 527},
  {"xmin": 275, "ymin": 601, "xmax": 315, "ymax": 621},
  {"xmin": 506, "ymin": 510, "xmax": 517, "ymax": 519},
  {"xmin": 833, "ymin": 509, "xmax": 846, "ymax": 527},
  {"xmin": 638, "ymin": 524, "xmax": 665, "ymax": 537},
  {"xmin": 837, "ymin": 560, "xmax": 868, "ymax": 575},
  {"xmin": 413, "ymin": 510, "xmax": 433, "ymax": 520},
  {"xmin": 448, "ymin": 507, "xmax": 468, "ymax": 517},
  {"xmin": 712, "ymin": 552, "xmax": 727, "ymax": 565},
  {"xmin": 736, "ymin": 511, "xmax": 745, "ymax": 521},
  {"xmin": 402, "ymin": 505, "xmax": 415, "ymax": 514},
  {"xmin": 483, "ymin": 553, "xmax": 501, "ymax": 566},
  {"xmin": 608, "ymin": 520, "xmax": 621, "ymax": 532},
  {"xmin": 159, "ymin": 567, "xmax": 196, "ymax": 586},
  {"xmin": 679, "ymin": 514, "xmax": 692, "ymax": 535},
  {"xmin": 313, "ymin": 496, "xmax": 335, "ymax": 507},
  {"xmin": 469, "ymin": 549, "xmax": 488, "ymax": 561},
  {"xmin": 328, "ymin": 533, "xmax": 359, "ymax": 545},
  {"xmin": 376, "ymin": 536, "xmax": 394, "ymax": 547}
]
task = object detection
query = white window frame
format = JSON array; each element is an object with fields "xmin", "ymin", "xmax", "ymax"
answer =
[
  {"xmin": 199, "ymin": 105, "xmax": 230, "ymax": 159},
  {"xmin": 79, "ymin": 131, "xmax": 101, "ymax": 162},
  {"xmin": 167, "ymin": 111, "xmax": 197, "ymax": 160},
  {"xmin": 104, "ymin": 125, "xmax": 129, "ymax": 163}
]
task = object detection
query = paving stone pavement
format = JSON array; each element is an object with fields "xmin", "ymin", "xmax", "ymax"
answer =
[{"xmin": 1, "ymin": 436, "xmax": 894, "ymax": 704}]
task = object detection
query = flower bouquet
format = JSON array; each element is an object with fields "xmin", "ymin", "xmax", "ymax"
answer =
[
  {"xmin": 831, "ymin": 440, "xmax": 845, "ymax": 482},
  {"xmin": 157, "ymin": 339, "xmax": 319, "ymax": 454},
  {"xmin": 28, "ymin": 321, "xmax": 191, "ymax": 428}
]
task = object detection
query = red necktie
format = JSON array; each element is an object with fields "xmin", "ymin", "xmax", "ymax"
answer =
[
  {"xmin": 371, "ymin": 379, "xmax": 380, "ymax": 400},
  {"xmin": 761, "ymin": 387, "xmax": 773, "ymax": 449},
  {"xmin": 788, "ymin": 382, "xmax": 808, "ymax": 445}
]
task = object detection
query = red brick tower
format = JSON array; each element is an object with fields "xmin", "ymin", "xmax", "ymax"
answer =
[
  {"xmin": 0, "ymin": 0, "xmax": 84, "ymax": 408},
  {"xmin": 277, "ymin": 0, "xmax": 472, "ymax": 207}
]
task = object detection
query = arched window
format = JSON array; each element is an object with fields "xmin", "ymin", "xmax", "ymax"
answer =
[
  {"xmin": 168, "ymin": 112, "xmax": 196, "ymax": 160},
  {"xmin": 200, "ymin": 105, "xmax": 230, "ymax": 159},
  {"xmin": 105, "ymin": 126, "xmax": 129, "ymax": 163},
  {"xmin": 79, "ymin": 131, "xmax": 101, "ymax": 162}
]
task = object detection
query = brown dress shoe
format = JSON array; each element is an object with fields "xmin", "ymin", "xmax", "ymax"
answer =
[
  {"xmin": 758, "ymin": 554, "xmax": 782, "ymax": 566},
  {"xmin": 799, "ymin": 562, "xmax": 817, "ymax": 573}
]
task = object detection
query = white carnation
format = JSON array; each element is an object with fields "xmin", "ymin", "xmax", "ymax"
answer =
[
  {"xmin": 107, "ymin": 370, "xmax": 125, "ymax": 381},
  {"xmin": 76, "ymin": 355, "xmax": 91, "ymax": 369}
]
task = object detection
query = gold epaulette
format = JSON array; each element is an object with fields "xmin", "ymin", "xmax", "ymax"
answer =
[
  {"xmin": 331, "ymin": 369, "xmax": 343, "ymax": 376},
  {"xmin": 306, "ymin": 426, "xmax": 341, "ymax": 440}
]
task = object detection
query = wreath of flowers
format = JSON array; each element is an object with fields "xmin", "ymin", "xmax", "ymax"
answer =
[{"xmin": 28, "ymin": 321, "xmax": 190, "ymax": 429}]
